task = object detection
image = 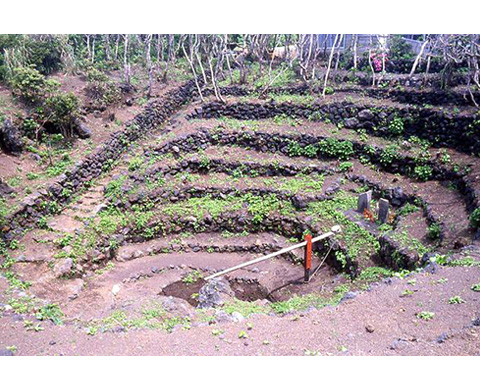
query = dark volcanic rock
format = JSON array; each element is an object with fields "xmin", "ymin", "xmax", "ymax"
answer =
[
  {"xmin": 0, "ymin": 179, "xmax": 14, "ymax": 197},
  {"xmin": 197, "ymin": 277, "xmax": 235, "ymax": 309},
  {"xmin": 75, "ymin": 121, "xmax": 92, "ymax": 139},
  {"xmin": 0, "ymin": 119, "xmax": 23, "ymax": 155}
]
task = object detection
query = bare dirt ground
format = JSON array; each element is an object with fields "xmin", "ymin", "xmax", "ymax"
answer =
[{"xmin": 1, "ymin": 264, "xmax": 479, "ymax": 356}]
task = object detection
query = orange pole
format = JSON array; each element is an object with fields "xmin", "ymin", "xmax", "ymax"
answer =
[{"xmin": 304, "ymin": 234, "xmax": 312, "ymax": 282}]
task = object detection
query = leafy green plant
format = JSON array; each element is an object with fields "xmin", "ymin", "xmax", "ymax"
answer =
[
  {"xmin": 43, "ymin": 92, "xmax": 80, "ymax": 136},
  {"xmin": 440, "ymin": 150, "xmax": 451, "ymax": 164},
  {"xmin": 427, "ymin": 223, "xmax": 442, "ymax": 240},
  {"xmin": 35, "ymin": 303, "xmax": 64, "ymax": 325},
  {"xmin": 318, "ymin": 138, "xmax": 354, "ymax": 160},
  {"xmin": 414, "ymin": 165, "xmax": 433, "ymax": 181},
  {"xmin": 9, "ymin": 66, "xmax": 58, "ymax": 103},
  {"xmin": 388, "ymin": 117, "xmax": 404, "ymax": 136},
  {"xmin": 471, "ymin": 283, "xmax": 480, "ymax": 292},
  {"xmin": 182, "ymin": 270, "xmax": 203, "ymax": 284},
  {"xmin": 435, "ymin": 255, "xmax": 480, "ymax": 267},
  {"xmin": 380, "ymin": 145, "xmax": 400, "ymax": 165},
  {"xmin": 339, "ymin": 161, "xmax": 353, "ymax": 172},
  {"xmin": 448, "ymin": 296, "xmax": 465, "ymax": 304},
  {"xmin": 85, "ymin": 67, "xmax": 121, "ymax": 109},
  {"xmin": 417, "ymin": 311, "xmax": 435, "ymax": 321},
  {"xmin": 399, "ymin": 203, "xmax": 420, "ymax": 216},
  {"xmin": 470, "ymin": 208, "xmax": 480, "ymax": 229},
  {"xmin": 359, "ymin": 267, "xmax": 393, "ymax": 280}
]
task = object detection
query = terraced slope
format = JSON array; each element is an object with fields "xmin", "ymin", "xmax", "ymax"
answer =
[{"xmin": 1, "ymin": 81, "xmax": 480, "ymax": 356}]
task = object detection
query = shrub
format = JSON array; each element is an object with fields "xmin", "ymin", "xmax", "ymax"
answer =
[
  {"xmin": 414, "ymin": 165, "xmax": 433, "ymax": 181},
  {"xmin": 43, "ymin": 92, "xmax": 80, "ymax": 135},
  {"xmin": 389, "ymin": 35, "xmax": 414, "ymax": 62},
  {"xmin": 388, "ymin": 117, "xmax": 404, "ymax": 136},
  {"xmin": 427, "ymin": 223, "xmax": 442, "ymax": 240},
  {"xmin": 303, "ymin": 144, "xmax": 318, "ymax": 158},
  {"xmin": 339, "ymin": 161, "xmax": 353, "ymax": 172},
  {"xmin": 0, "ymin": 35, "xmax": 63, "ymax": 80},
  {"xmin": 286, "ymin": 140, "xmax": 302, "ymax": 157},
  {"xmin": 9, "ymin": 66, "xmax": 58, "ymax": 104},
  {"xmin": 448, "ymin": 296, "xmax": 465, "ymax": 304},
  {"xmin": 318, "ymin": 138, "xmax": 354, "ymax": 160},
  {"xmin": 470, "ymin": 208, "xmax": 480, "ymax": 229},
  {"xmin": 85, "ymin": 68, "xmax": 121, "ymax": 110},
  {"xmin": 379, "ymin": 145, "xmax": 400, "ymax": 165}
]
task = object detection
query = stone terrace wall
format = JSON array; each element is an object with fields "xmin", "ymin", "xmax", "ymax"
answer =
[
  {"xmin": 215, "ymin": 83, "xmax": 480, "ymax": 107},
  {"xmin": 188, "ymin": 101, "xmax": 480, "ymax": 154},
  {"xmin": 1, "ymin": 80, "xmax": 198, "ymax": 240}
]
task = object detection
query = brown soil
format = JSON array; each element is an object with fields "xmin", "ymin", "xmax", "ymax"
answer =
[
  {"xmin": 1, "ymin": 264, "xmax": 480, "ymax": 356},
  {"xmin": 2, "ymin": 76, "xmax": 480, "ymax": 356}
]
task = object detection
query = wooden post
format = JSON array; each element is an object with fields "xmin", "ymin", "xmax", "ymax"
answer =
[{"xmin": 304, "ymin": 234, "xmax": 312, "ymax": 282}]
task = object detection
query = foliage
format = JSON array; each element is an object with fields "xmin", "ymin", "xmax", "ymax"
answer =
[
  {"xmin": 318, "ymin": 138, "xmax": 354, "ymax": 160},
  {"xmin": 0, "ymin": 35, "xmax": 63, "ymax": 80},
  {"xmin": 379, "ymin": 145, "xmax": 400, "ymax": 165},
  {"xmin": 339, "ymin": 161, "xmax": 353, "ymax": 172},
  {"xmin": 388, "ymin": 117, "xmax": 404, "ymax": 136},
  {"xmin": 286, "ymin": 140, "xmax": 318, "ymax": 158},
  {"xmin": 9, "ymin": 66, "xmax": 58, "ymax": 103},
  {"xmin": 85, "ymin": 67, "xmax": 121, "ymax": 109},
  {"xmin": 388, "ymin": 35, "xmax": 414, "ymax": 62},
  {"xmin": 417, "ymin": 311, "xmax": 435, "ymax": 321},
  {"xmin": 434, "ymin": 255, "xmax": 480, "ymax": 267},
  {"xmin": 414, "ymin": 165, "xmax": 433, "ymax": 181},
  {"xmin": 182, "ymin": 270, "xmax": 203, "ymax": 284},
  {"xmin": 35, "ymin": 303, "xmax": 64, "ymax": 325},
  {"xmin": 43, "ymin": 92, "xmax": 80, "ymax": 134},
  {"xmin": 399, "ymin": 204, "xmax": 420, "ymax": 216},
  {"xmin": 8, "ymin": 65, "xmax": 80, "ymax": 137},
  {"xmin": 427, "ymin": 223, "xmax": 442, "ymax": 240},
  {"xmin": 358, "ymin": 266, "xmax": 395, "ymax": 280},
  {"xmin": 470, "ymin": 208, "xmax": 480, "ymax": 229},
  {"xmin": 448, "ymin": 296, "xmax": 465, "ymax": 304}
]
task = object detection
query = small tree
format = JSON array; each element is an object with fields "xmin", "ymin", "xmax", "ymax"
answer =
[{"xmin": 43, "ymin": 92, "xmax": 80, "ymax": 137}]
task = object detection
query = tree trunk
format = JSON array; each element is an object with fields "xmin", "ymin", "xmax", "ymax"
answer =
[
  {"xmin": 145, "ymin": 34, "xmax": 153, "ymax": 96},
  {"xmin": 105, "ymin": 34, "xmax": 111, "ymax": 61},
  {"xmin": 410, "ymin": 37, "xmax": 429, "ymax": 77},
  {"xmin": 123, "ymin": 34, "xmax": 131, "ymax": 85},
  {"xmin": 323, "ymin": 34, "xmax": 341, "ymax": 97}
]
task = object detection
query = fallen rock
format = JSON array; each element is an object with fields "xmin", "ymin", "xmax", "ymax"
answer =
[
  {"xmin": 0, "ymin": 179, "xmax": 14, "ymax": 197},
  {"xmin": 231, "ymin": 311, "xmax": 245, "ymax": 323},
  {"xmin": 197, "ymin": 277, "xmax": 235, "ymax": 309},
  {"xmin": 160, "ymin": 296, "xmax": 196, "ymax": 318},
  {"xmin": 67, "ymin": 278, "xmax": 84, "ymax": 300},
  {"xmin": 93, "ymin": 203, "xmax": 108, "ymax": 215},
  {"xmin": 389, "ymin": 338, "xmax": 408, "ymax": 351},
  {"xmin": 53, "ymin": 257, "xmax": 73, "ymax": 278},
  {"xmin": 358, "ymin": 109, "xmax": 374, "ymax": 121},
  {"xmin": 75, "ymin": 121, "xmax": 92, "ymax": 139},
  {"xmin": 0, "ymin": 119, "xmax": 23, "ymax": 155},
  {"xmin": 365, "ymin": 324, "xmax": 375, "ymax": 333}
]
